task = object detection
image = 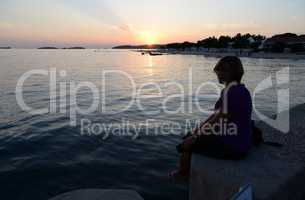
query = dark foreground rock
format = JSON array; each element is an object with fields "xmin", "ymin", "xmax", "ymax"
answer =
[
  {"xmin": 190, "ymin": 103, "xmax": 305, "ymax": 200},
  {"xmin": 48, "ymin": 189, "xmax": 144, "ymax": 200}
]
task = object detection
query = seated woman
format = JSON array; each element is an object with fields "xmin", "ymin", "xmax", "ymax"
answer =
[{"xmin": 171, "ymin": 56, "xmax": 253, "ymax": 179}]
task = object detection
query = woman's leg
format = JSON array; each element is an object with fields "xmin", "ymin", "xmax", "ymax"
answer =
[
  {"xmin": 176, "ymin": 134, "xmax": 215, "ymax": 176},
  {"xmin": 169, "ymin": 152, "xmax": 191, "ymax": 180},
  {"xmin": 179, "ymin": 152, "xmax": 191, "ymax": 175}
]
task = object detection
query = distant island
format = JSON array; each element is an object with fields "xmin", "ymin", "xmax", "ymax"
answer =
[
  {"xmin": 38, "ymin": 47, "xmax": 58, "ymax": 49},
  {"xmin": 62, "ymin": 47, "xmax": 86, "ymax": 49},
  {"xmin": 38, "ymin": 47, "xmax": 85, "ymax": 49},
  {"xmin": 0, "ymin": 47, "xmax": 11, "ymax": 49}
]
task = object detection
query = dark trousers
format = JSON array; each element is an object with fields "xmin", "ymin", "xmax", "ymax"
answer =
[{"xmin": 177, "ymin": 133, "xmax": 246, "ymax": 160}]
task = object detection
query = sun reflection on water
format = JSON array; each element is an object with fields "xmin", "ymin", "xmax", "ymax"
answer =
[{"xmin": 146, "ymin": 56, "xmax": 153, "ymax": 76}]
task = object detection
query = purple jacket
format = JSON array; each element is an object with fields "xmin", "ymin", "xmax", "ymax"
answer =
[{"xmin": 214, "ymin": 84, "xmax": 253, "ymax": 154}]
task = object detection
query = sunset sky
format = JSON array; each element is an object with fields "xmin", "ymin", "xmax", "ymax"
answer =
[{"xmin": 1, "ymin": 0, "xmax": 305, "ymax": 48}]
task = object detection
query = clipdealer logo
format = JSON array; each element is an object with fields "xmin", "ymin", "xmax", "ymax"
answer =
[
  {"xmin": 15, "ymin": 67, "xmax": 290, "ymax": 135},
  {"xmin": 253, "ymin": 67, "xmax": 290, "ymax": 133}
]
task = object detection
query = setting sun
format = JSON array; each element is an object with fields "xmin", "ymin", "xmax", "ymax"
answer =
[{"xmin": 139, "ymin": 31, "xmax": 158, "ymax": 45}]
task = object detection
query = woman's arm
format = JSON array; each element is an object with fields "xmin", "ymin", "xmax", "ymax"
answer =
[
  {"xmin": 191, "ymin": 113, "xmax": 215, "ymax": 135},
  {"xmin": 181, "ymin": 111, "xmax": 221, "ymax": 151},
  {"xmin": 194, "ymin": 109, "xmax": 230, "ymax": 136}
]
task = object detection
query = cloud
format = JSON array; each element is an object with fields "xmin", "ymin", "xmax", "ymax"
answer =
[{"xmin": 112, "ymin": 24, "xmax": 135, "ymax": 33}]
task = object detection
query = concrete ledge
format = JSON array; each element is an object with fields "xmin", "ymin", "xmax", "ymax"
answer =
[
  {"xmin": 190, "ymin": 104, "xmax": 305, "ymax": 200},
  {"xmin": 49, "ymin": 189, "xmax": 144, "ymax": 200}
]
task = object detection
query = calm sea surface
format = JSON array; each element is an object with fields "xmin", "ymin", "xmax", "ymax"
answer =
[{"xmin": 0, "ymin": 49, "xmax": 305, "ymax": 200}]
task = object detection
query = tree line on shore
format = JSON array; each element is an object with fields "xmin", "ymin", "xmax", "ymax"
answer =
[
  {"xmin": 158, "ymin": 33, "xmax": 305, "ymax": 53},
  {"xmin": 164, "ymin": 33, "xmax": 265, "ymax": 50}
]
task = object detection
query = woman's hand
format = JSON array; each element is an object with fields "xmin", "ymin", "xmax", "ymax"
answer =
[{"xmin": 181, "ymin": 135, "xmax": 197, "ymax": 152}]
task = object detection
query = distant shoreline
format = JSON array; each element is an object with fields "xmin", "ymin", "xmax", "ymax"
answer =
[
  {"xmin": 151, "ymin": 49, "xmax": 305, "ymax": 60},
  {"xmin": 113, "ymin": 32, "xmax": 305, "ymax": 60},
  {"xmin": 37, "ymin": 47, "xmax": 86, "ymax": 49}
]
